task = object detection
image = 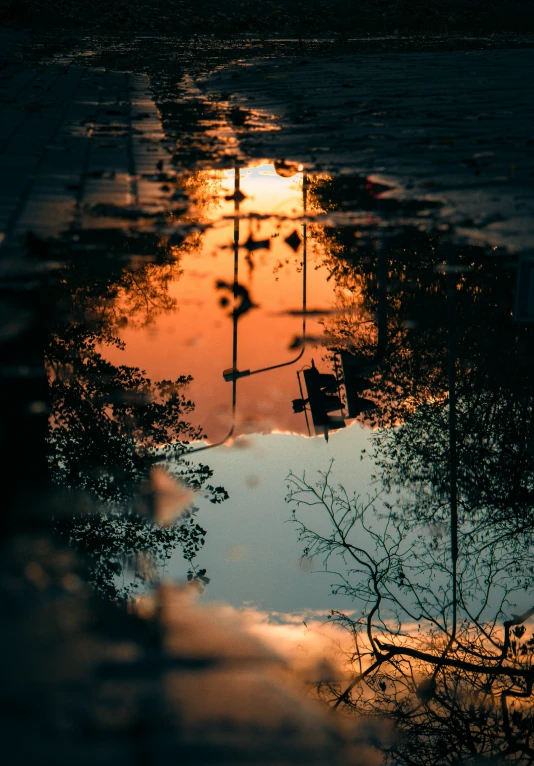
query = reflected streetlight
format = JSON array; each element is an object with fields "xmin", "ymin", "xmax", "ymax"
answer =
[
  {"xmin": 223, "ymin": 162, "xmax": 308, "ymax": 382},
  {"xmin": 186, "ymin": 163, "xmax": 243, "ymax": 454},
  {"xmin": 189, "ymin": 162, "xmax": 307, "ymax": 453}
]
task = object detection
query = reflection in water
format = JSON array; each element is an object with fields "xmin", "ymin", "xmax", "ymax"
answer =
[
  {"xmin": 4, "ymin": 152, "xmax": 534, "ymax": 763},
  {"xmin": 104, "ymin": 163, "xmax": 354, "ymax": 443},
  {"xmin": 286, "ymin": 234, "xmax": 534, "ymax": 763},
  {"xmin": 44, "ymin": 239, "xmax": 229, "ymax": 600}
]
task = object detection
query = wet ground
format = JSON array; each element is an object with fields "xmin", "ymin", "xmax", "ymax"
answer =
[{"xmin": 2, "ymin": 32, "xmax": 534, "ymax": 765}]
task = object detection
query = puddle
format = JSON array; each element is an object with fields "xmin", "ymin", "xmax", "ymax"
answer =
[
  {"xmin": 103, "ymin": 163, "xmax": 370, "ymax": 444},
  {"xmin": 2, "ymin": 43, "xmax": 534, "ymax": 761}
]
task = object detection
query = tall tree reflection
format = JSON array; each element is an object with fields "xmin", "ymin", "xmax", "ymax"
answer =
[
  {"xmin": 47, "ymin": 242, "xmax": 227, "ymax": 601},
  {"xmin": 289, "ymin": 176, "xmax": 534, "ymax": 763}
]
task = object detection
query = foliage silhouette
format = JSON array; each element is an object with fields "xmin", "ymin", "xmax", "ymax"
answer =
[
  {"xmin": 307, "ymin": 174, "xmax": 534, "ymax": 429},
  {"xmin": 287, "ymin": 463, "xmax": 534, "ymax": 764},
  {"xmin": 47, "ymin": 246, "xmax": 228, "ymax": 601},
  {"xmin": 287, "ymin": 205, "xmax": 534, "ymax": 759}
]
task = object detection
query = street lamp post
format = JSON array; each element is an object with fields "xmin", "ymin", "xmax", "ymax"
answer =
[
  {"xmin": 223, "ymin": 170, "xmax": 309, "ymax": 382},
  {"xmin": 189, "ymin": 164, "xmax": 308, "ymax": 454}
]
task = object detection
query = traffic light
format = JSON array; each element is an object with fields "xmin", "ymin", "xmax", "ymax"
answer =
[
  {"xmin": 302, "ymin": 362, "xmax": 346, "ymax": 438},
  {"xmin": 295, "ymin": 355, "xmax": 378, "ymax": 440},
  {"xmin": 339, "ymin": 351, "xmax": 378, "ymax": 418}
]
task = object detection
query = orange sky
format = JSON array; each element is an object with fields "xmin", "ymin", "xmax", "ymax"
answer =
[{"xmin": 104, "ymin": 164, "xmax": 343, "ymax": 442}]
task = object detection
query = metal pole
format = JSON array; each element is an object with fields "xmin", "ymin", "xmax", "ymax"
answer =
[
  {"xmin": 186, "ymin": 166, "xmax": 241, "ymax": 455},
  {"xmin": 447, "ymin": 250, "xmax": 458, "ymax": 642}
]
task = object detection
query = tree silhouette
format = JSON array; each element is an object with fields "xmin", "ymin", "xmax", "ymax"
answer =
[
  {"xmin": 303, "ymin": 173, "xmax": 534, "ymax": 575},
  {"xmin": 286, "ymin": 208, "xmax": 534, "ymax": 759},
  {"xmin": 47, "ymin": 243, "xmax": 227, "ymax": 601},
  {"xmin": 306, "ymin": 174, "xmax": 534, "ymax": 432},
  {"xmin": 287, "ymin": 463, "xmax": 534, "ymax": 764}
]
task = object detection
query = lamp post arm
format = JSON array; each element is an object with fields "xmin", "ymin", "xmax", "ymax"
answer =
[
  {"xmin": 241, "ymin": 346, "xmax": 306, "ymax": 377},
  {"xmin": 185, "ymin": 424, "xmax": 236, "ymax": 455}
]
